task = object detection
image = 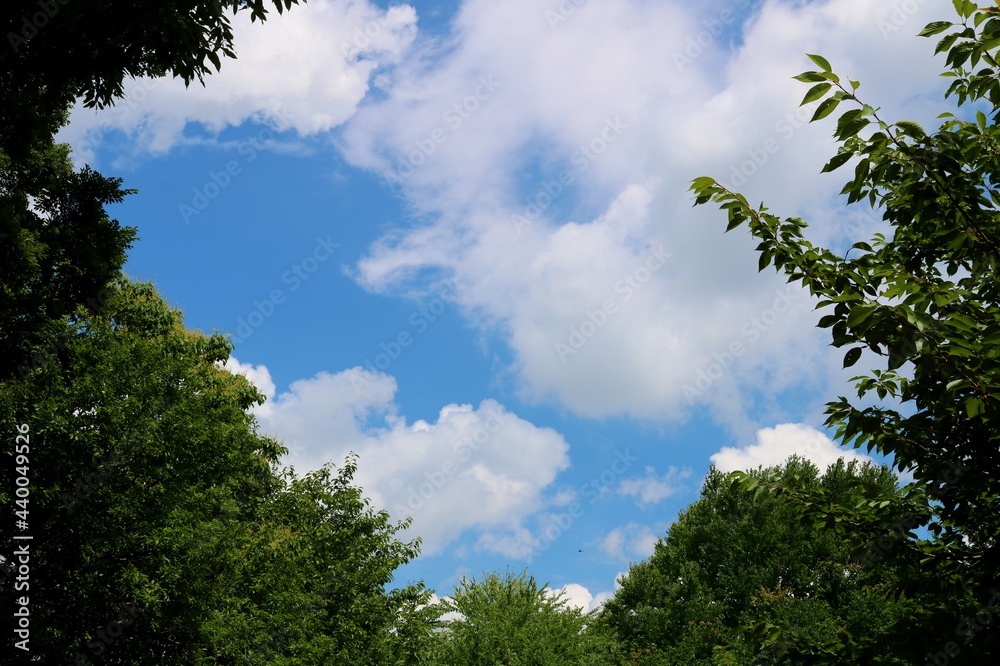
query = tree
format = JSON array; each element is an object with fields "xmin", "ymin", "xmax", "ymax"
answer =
[
  {"xmin": 425, "ymin": 569, "xmax": 622, "ymax": 666},
  {"xmin": 691, "ymin": 2, "xmax": 1000, "ymax": 661},
  {"xmin": 1, "ymin": 277, "xmax": 429, "ymax": 664},
  {"xmin": 597, "ymin": 458, "xmax": 915, "ymax": 665},
  {"xmin": 1, "ymin": 0, "xmax": 303, "ymax": 151},
  {"xmin": 0, "ymin": 138, "xmax": 136, "ymax": 380},
  {"xmin": 0, "ymin": 0, "xmax": 304, "ymax": 381}
]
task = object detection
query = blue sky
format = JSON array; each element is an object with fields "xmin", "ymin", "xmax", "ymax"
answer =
[{"xmin": 60, "ymin": 0, "xmax": 951, "ymax": 609}]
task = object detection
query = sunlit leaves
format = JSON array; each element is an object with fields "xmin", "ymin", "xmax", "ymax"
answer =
[{"xmin": 690, "ymin": 2, "xmax": 1000, "ymax": 660}]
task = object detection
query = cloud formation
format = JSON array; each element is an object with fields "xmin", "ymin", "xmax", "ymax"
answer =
[
  {"xmin": 224, "ymin": 358, "xmax": 571, "ymax": 555},
  {"xmin": 710, "ymin": 422, "xmax": 871, "ymax": 473},
  {"xmin": 63, "ymin": 0, "xmax": 950, "ymax": 432},
  {"xmin": 61, "ymin": 0, "xmax": 417, "ymax": 157},
  {"xmin": 337, "ymin": 0, "xmax": 946, "ymax": 428}
]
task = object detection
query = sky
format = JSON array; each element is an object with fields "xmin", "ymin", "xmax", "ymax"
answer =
[{"xmin": 59, "ymin": 0, "xmax": 953, "ymax": 612}]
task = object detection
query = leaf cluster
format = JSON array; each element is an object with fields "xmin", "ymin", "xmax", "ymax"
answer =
[{"xmin": 690, "ymin": 1, "xmax": 1000, "ymax": 659}]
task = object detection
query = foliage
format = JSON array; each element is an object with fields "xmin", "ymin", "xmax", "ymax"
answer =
[
  {"xmin": 0, "ymin": 137, "xmax": 135, "ymax": 381},
  {"xmin": 1, "ymin": 0, "xmax": 302, "ymax": 150},
  {"xmin": 597, "ymin": 457, "xmax": 915, "ymax": 665},
  {"xmin": 425, "ymin": 569, "xmax": 623, "ymax": 666},
  {"xmin": 0, "ymin": 278, "xmax": 429, "ymax": 664},
  {"xmin": 691, "ymin": 1, "xmax": 1000, "ymax": 661},
  {"xmin": 0, "ymin": 0, "xmax": 303, "ymax": 381}
]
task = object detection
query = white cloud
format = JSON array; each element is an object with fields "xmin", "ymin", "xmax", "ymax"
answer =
[
  {"xmin": 549, "ymin": 571, "xmax": 625, "ymax": 614},
  {"xmin": 549, "ymin": 583, "xmax": 592, "ymax": 612},
  {"xmin": 425, "ymin": 593, "xmax": 464, "ymax": 623},
  {"xmin": 599, "ymin": 523, "xmax": 660, "ymax": 561},
  {"xmin": 710, "ymin": 422, "xmax": 871, "ymax": 473},
  {"xmin": 618, "ymin": 466, "xmax": 691, "ymax": 506},
  {"xmin": 60, "ymin": 0, "xmax": 418, "ymax": 158},
  {"xmin": 337, "ymin": 0, "xmax": 948, "ymax": 429},
  {"xmin": 233, "ymin": 362, "xmax": 571, "ymax": 555},
  {"xmin": 65, "ymin": 0, "xmax": 952, "ymax": 433},
  {"xmin": 223, "ymin": 357, "xmax": 277, "ymax": 416}
]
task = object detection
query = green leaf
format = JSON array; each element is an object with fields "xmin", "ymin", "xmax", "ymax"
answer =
[
  {"xmin": 843, "ymin": 347, "xmax": 863, "ymax": 368},
  {"xmin": 691, "ymin": 176, "xmax": 718, "ymax": 191},
  {"xmin": 207, "ymin": 50, "xmax": 222, "ymax": 71},
  {"xmin": 793, "ymin": 71, "xmax": 828, "ymax": 83},
  {"xmin": 801, "ymin": 82, "xmax": 833, "ymax": 105},
  {"xmin": 966, "ymin": 397, "xmax": 983, "ymax": 417},
  {"xmin": 846, "ymin": 305, "xmax": 877, "ymax": 329},
  {"xmin": 806, "ymin": 53, "xmax": 833, "ymax": 72},
  {"xmin": 822, "ymin": 152, "xmax": 853, "ymax": 173},
  {"xmin": 812, "ymin": 98, "xmax": 841, "ymax": 123},
  {"xmin": 919, "ymin": 21, "xmax": 954, "ymax": 37},
  {"xmin": 895, "ymin": 120, "xmax": 927, "ymax": 138},
  {"xmin": 935, "ymin": 32, "xmax": 961, "ymax": 55}
]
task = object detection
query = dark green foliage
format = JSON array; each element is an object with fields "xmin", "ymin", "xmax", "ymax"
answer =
[
  {"xmin": 691, "ymin": 2, "xmax": 1000, "ymax": 661},
  {"xmin": 1, "ymin": 278, "xmax": 429, "ymax": 664},
  {"xmin": 0, "ymin": 139, "xmax": 136, "ymax": 380},
  {"xmin": 1, "ymin": 0, "xmax": 302, "ymax": 151},
  {"xmin": 598, "ymin": 458, "xmax": 915, "ymax": 665},
  {"xmin": 0, "ymin": 0, "xmax": 303, "ymax": 381}
]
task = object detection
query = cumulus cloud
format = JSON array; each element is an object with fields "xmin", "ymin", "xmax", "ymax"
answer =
[
  {"xmin": 223, "ymin": 357, "xmax": 277, "ymax": 415},
  {"xmin": 224, "ymin": 359, "xmax": 571, "ymax": 555},
  {"xmin": 336, "ymin": 0, "xmax": 947, "ymax": 429},
  {"xmin": 546, "ymin": 583, "xmax": 605, "ymax": 614},
  {"xmin": 549, "ymin": 569, "xmax": 627, "ymax": 614},
  {"xmin": 69, "ymin": 0, "xmax": 951, "ymax": 433},
  {"xmin": 60, "ymin": 0, "xmax": 418, "ymax": 157},
  {"xmin": 618, "ymin": 466, "xmax": 692, "ymax": 506},
  {"xmin": 710, "ymin": 422, "xmax": 871, "ymax": 473}
]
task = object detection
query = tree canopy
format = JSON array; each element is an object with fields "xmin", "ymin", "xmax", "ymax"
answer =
[
  {"xmin": 1, "ymin": 277, "xmax": 431, "ymax": 663},
  {"xmin": 0, "ymin": 0, "xmax": 302, "ymax": 381},
  {"xmin": 5, "ymin": 0, "xmax": 1000, "ymax": 663},
  {"xmin": 598, "ymin": 457, "xmax": 916, "ymax": 664},
  {"xmin": 691, "ymin": 1, "xmax": 1000, "ymax": 660},
  {"xmin": 2, "ymin": 0, "xmax": 302, "ymax": 143},
  {"xmin": 424, "ymin": 569, "xmax": 622, "ymax": 666}
]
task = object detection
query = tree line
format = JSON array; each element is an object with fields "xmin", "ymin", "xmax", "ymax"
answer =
[{"xmin": 2, "ymin": 0, "xmax": 997, "ymax": 663}]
